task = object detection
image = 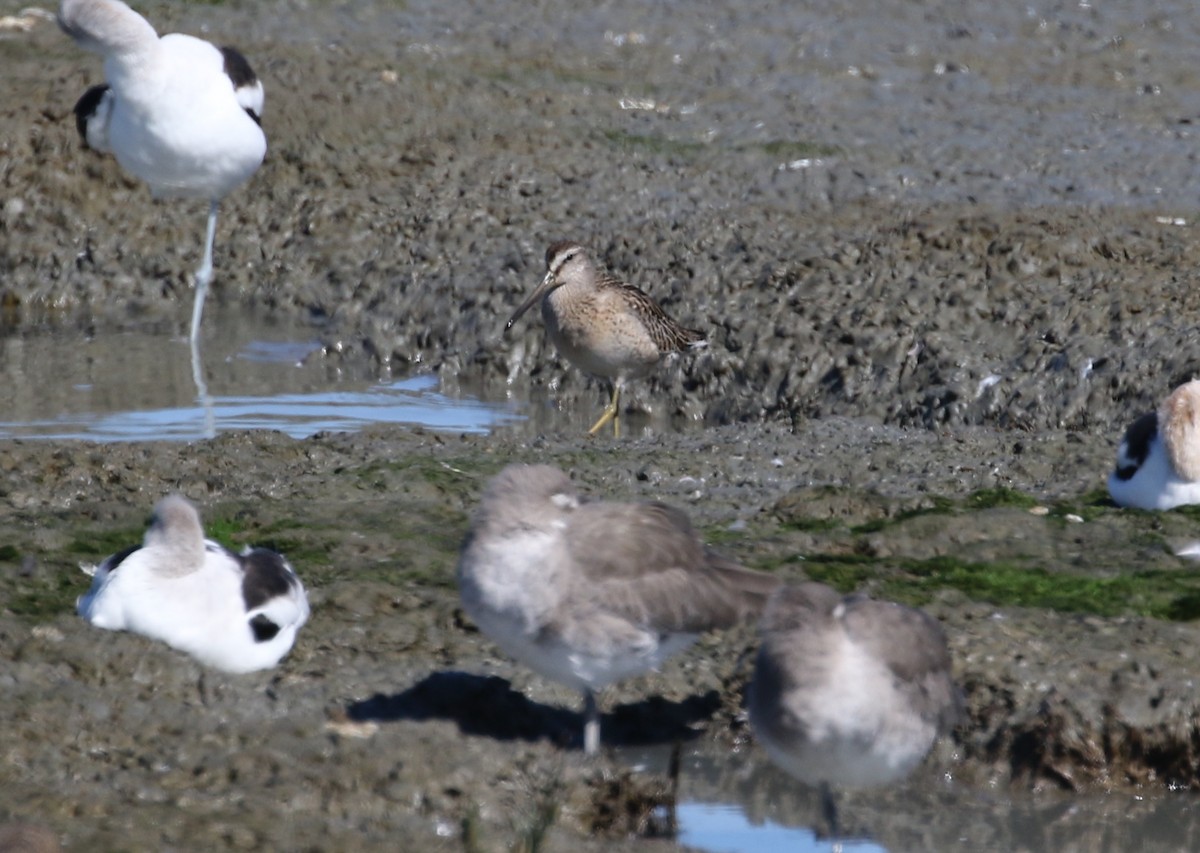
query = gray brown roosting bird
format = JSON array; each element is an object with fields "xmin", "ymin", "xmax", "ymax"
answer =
[{"xmin": 457, "ymin": 463, "xmax": 780, "ymax": 754}]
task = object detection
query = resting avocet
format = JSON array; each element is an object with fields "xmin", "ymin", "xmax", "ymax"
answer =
[
  {"xmin": 1109, "ymin": 380, "xmax": 1200, "ymax": 510},
  {"xmin": 77, "ymin": 494, "xmax": 308, "ymax": 673}
]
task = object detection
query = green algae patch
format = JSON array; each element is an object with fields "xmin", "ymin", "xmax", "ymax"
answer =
[
  {"xmin": 8, "ymin": 570, "xmax": 82, "ymax": 620},
  {"xmin": 754, "ymin": 139, "xmax": 841, "ymax": 159},
  {"xmin": 760, "ymin": 481, "xmax": 1200, "ymax": 619},
  {"xmin": 1169, "ymin": 504, "xmax": 1200, "ymax": 523},
  {"xmin": 896, "ymin": 556, "xmax": 1139, "ymax": 615},
  {"xmin": 1031, "ymin": 487, "xmax": 1114, "ymax": 525},
  {"xmin": 201, "ymin": 514, "xmax": 252, "ymax": 549},
  {"xmin": 965, "ymin": 488, "xmax": 1039, "ymax": 510},
  {"xmin": 849, "ymin": 496, "xmax": 956, "ymax": 534},
  {"xmin": 798, "ymin": 554, "xmax": 880, "ymax": 593},
  {"xmin": 66, "ymin": 526, "xmax": 144, "ymax": 559},
  {"xmin": 700, "ymin": 520, "xmax": 777, "ymax": 550},
  {"xmin": 601, "ymin": 129, "xmax": 707, "ymax": 160},
  {"xmin": 790, "ymin": 550, "xmax": 1200, "ymax": 622}
]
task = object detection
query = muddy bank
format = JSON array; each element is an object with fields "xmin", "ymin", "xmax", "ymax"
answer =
[
  {"xmin": 4, "ymin": 0, "xmax": 1200, "ymax": 849},
  {"xmin": 3, "ymin": 422, "xmax": 1200, "ymax": 850},
  {"xmin": 4, "ymin": 1, "xmax": 1200, "ymax": 434}
]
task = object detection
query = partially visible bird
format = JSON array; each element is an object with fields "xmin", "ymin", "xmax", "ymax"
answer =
[
  {"xmin": 59, "ymin": 0, "xmax": 266, "ymax": 344},
  {"xmin": 77, "ymin": 494, "xmax": 308, "ymax": 673},
  {"xmin": 748, "ymin": 582, "xmax": 963, "ymax": 836},
  {"xmin": 457, "ymin": 463, "xmax": 780, "ymax": 754},
  {"xmin": 0, "ymin": 822, "xmax": 62, "ymax": 853},
  {"xmin": 506, "ymin": 241, "xmax": 706, "ymax": 437},
  {"xmin": 1109, "ymin": 380, "xmax": 1200, "ymax": 510}
]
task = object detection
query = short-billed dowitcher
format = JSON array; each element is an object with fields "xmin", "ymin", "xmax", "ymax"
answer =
[
  {"xmin": 505, "ymin": 241, "xmax": 706, "ymax": 437},
  {"xmin": 59, "ymin": 0, "xmax": 266, "ymax": 345},
  {"xmin": 78, "ymin": 494, "xmax": 309, "ymax": 673},
  {"xmin": 748, "ymin": 582, "xmax": 962, "ymax": 836},
  {"xmin": 1109, "ymin": 380, "xmax": 1200, "ymax": 510},
  {"xmin": 457, "ymin": 463, "xmax": 781, "ymax": 755}
]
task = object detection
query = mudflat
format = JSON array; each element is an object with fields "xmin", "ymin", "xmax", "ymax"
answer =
[{"xmin": 4, "ymin": 1, "xmax": 1200, "ymax": 850}]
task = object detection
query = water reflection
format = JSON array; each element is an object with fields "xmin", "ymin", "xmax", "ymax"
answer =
[
  {"xmin": 625, "ymin": 742, "xmax": 1200, "ymax": 853},
  {"xmin": 0, "ymin": 375, "xmax": 521, "ymax": 442},
  {"xmin": 0, "ymin": 308, "xmax": 711, "ymax": 441},
  {"xmin": 0, "ymin": 312, "xmax": 521, "ymax": 442},
  {"xmin": 678, "ymin": 802, "xmax": 886, "ymax": 853}
]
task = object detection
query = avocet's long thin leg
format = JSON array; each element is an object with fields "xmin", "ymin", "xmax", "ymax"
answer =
[
  {"xmin": 583, "ymin": 689, "xmax": 601, "ymax": 755},
  {"xmin": 189, "ymin": 200, "xmax": 219, "ymax": 345},
  {"xmin": 190, "ymin": 330, "xmax": 215, "ymax": 439}
]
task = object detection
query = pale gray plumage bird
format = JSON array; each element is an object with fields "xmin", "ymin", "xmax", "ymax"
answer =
[
  {"xmin": 506, "ymin": 241, "xmax": 706, "ymax": 437},
  {"xmin": 748, "ymin": 582, "xmax": 963, "ymax": 836},
  {"xmin": 457, "ymin": 463, "xmax": 780, "ymax": 754}
]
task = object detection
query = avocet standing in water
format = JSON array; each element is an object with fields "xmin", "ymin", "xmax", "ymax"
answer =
[
  {"xmin": 58, "ymin": 0, "xmax": 267, "ymax": 344},
  {"xmin": 1109, "ymin": 380, "xmax": 1200, "ymax": 510},
  {"xmin": 77, "ymin": 495, "xmax": 308, "ymax": 672}
]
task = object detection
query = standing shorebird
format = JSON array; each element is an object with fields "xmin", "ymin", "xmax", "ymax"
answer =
[
  {"xmin": 506, "ymin": 241, "xmax": 707, "ymax": 437},
  {"xmin": 77, "ymin": 494, "xmax": 309, "ymax": 673},
  {"xmin": 1109, "ymin": 380, "xmax": 1200, "ymax": 510},
  {"xmin": 58, "ymin": 0, "xmax": 267, "ymax": 345},
  {"xmin": 457, "ymin": 463, "xmax": 781, "ymax": 754},
  {"xmin": 748, "ymin": 582, "xmax": 962, "ymax": 836}
]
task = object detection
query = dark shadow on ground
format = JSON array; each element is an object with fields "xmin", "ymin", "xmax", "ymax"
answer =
[{"xmin": 347, "ymin": 670, "xmax": 721, "ymax": 751}]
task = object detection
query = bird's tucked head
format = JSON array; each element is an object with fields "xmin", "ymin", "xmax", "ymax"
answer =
[
  {"xmin": 759, "ymin": 582, "xmax": 844, "ymax": 635},
  {"xmin": 143, "ymin": 494, "xmax": 207, "ymax": 576},
  {"xmin": 1161, "ymin": 379, "xmax": 1200, "ymax": 481},
  {"xmin": 474, "ymin": 464, "xmax": 580, "ymax": 534},
  {"xmin": 58, "ymin": 0, "xmax": 158, "ymax": 57}
]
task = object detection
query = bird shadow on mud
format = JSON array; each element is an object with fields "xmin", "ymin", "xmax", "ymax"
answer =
[{"xmin": 347, "ymin": 670, "xmax": 721, "ymax": 751}]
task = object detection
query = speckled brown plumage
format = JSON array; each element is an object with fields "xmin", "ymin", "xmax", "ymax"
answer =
[{"xmin": 507, "ymin": 241, "xmax": 706, "ymax": 437}]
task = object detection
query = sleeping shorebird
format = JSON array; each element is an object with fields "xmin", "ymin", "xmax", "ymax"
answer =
[
  {"xmin": 748, "ymin": 582, "xmax": 962, "ymax": 837},
  {"xmin": 457, "ymin": 463, "xmax": 780, "ymax": 754},
  {"xmin": 58, "ymin": 0, "xmax": 267, "ymax": 344},
  {"xmin": 1109, "ymin": 380, "xmax": 1200, "ymax": 510},
  {"xmin": 77, "ymin": 494, "xmax": 308, "ymax": 673},
  {"xmin": 506, "ymin": 241, "xmax": 707, "ymax": 438}
]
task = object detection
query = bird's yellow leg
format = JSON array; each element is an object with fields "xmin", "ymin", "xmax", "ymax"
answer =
[{"xmin": 587, "ymin": 385, "xmax": 621, "ymax": 436}]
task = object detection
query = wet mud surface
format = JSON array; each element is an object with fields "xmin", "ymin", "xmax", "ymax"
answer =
[
  {"xmin": 5, "ymin": 424, "xmax": 1200, "ymax": 851},
  {"xmin": 4, "ymin": 0, "xmax": 1200, "ymax": 850}
]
